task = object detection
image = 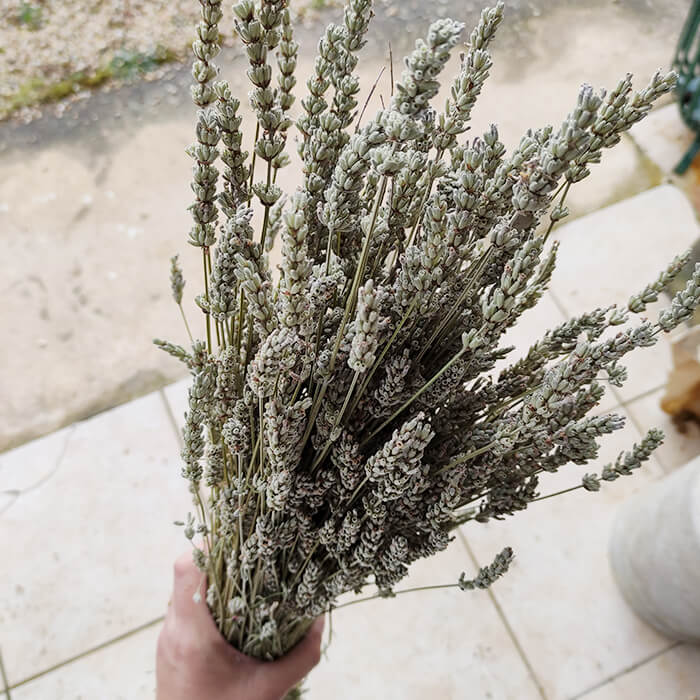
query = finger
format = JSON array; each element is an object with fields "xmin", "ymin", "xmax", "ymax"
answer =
[
  {"xmin": 265, "ymin": 617, "xmax": 325, "ymax": 693},
  {"xmin": 171, "ymin": 551, "xmax": 211, "ymax": 634}
]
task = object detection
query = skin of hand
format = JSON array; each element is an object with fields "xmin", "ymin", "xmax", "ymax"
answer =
[{"xmin": 156, "ymin": 553, "xmax": 325, "ymax": 700}]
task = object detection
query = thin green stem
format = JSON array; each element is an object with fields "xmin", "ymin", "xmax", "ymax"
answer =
[
  {"xmin": 355, "ymin": 65, "xmax": 385, "ymax": 133},
  {"xmin": 360, "ymin": 346, "xmax": 466, "ymax": 447},
  {"xmin": 531, "ymin": 484, "xmax": 583, "ymax": 502},
  {"xmin": 259, "ymin": 160, "xmax": 273, "ymax": 249},
  {"xmin": 258, "ymin": 396, "xmax": 265, "ymax": 481},
  {"xmin": 236, "ymin": 288, "xmax": 245, "ymax": 350},
  {"xmin": 178, "ymin": 303, "xmax": 194, "ymax": 344},
  {"xmin": 415, "ymin": 247, "xmax": 494, "ymax": 366},
  {"xmin": 346, "ymin": 475, "xmax": 368, "ymax": 509},
  {"xmin": 435, "ymin": 429, "xmax": 521, "ymax": 476},
  {"xmin": 202, "ymin": 248, "xmax": 212, "ymax": 353},
  {"xmin": 346, "ymin": 298, "xmax": 418, "ymax": 421},
  {"xmin": 543, "ymin": 180, "xmax": 571, "ymax": 243},
  {"xmin": 193, "ymin": 488, "xmax": 226, "ymax": 626},
  {"xmin": 332, "ymin": 581, "xmax": 461, "ymax": 611},
  {"xmin": 247, "ymin": 122, "xmax": 260, "ymax": 205},
  {"xmin": 298, "ymin": 378, "xmax": 329, "ymax": 459},
  {"xmin": 311, "ymin": 372, "xmax": 359, "ymax": 471}
]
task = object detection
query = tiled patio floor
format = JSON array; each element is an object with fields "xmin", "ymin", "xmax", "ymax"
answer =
[{"xmin": 2, "ymin": 180, "xmax": 700, "ymax": 698}]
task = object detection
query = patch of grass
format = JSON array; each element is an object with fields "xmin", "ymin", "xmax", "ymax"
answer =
[
  {"xmin": 0, "ymin": 44, "xmax": 178, "ymax": 120},
  {"xmin": 308, "ymin": 0, "xmax": 343, "ymax": 8},
  {"xmin": 17, "ymin": 1, "xmax": 43, "ymax": 30},
  {"xmin": 109, "ymin": 46, "xmax": 175, "ymax": 79}
]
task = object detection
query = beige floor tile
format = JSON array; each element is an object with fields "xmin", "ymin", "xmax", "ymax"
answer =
[
  {"xmin": 577, "ymin": 643, "xmax": 700, "ymax": 700},
  {"xmin": 550, "ymin": 186, "xmax": 698, "ymax": 315},
  {"xmin": 307, "ymin": 540, "xmax": 542, "ymax": 700},
  {"xmin": 0, "ymin": 392, "xmax": 190, "ymax": 685},
  {"xmin": 461, "ymin": 407, "xmax": 670, "ymax": 700},
  {"xmin": 629, "ymin": 103, "xmax": 695, "ymax": 177},
  {"xmin": 565, "ymin": 134, "xmax": 657, "ymax": 221},
  {"xmin": 550, "ymin": 185, "xmax": 698, "ymax": 403},
  {"xmin": 9, "ymin": 623, "xmax": 159, "ymax": 700},
  {"xmin": 626, "ymin": 388, "xmax": 700, "ymax": 473},
  {"xmin": 0, "ymin": 425, "xmax": 72, "ymax": 493},
  {"xmin": 628, "ymin": 101, "xmax": 700, "ymax": 218},
  {"xmin": 0, "ymin": 491, "xmax": 13, "ymax": 515},
  {"xmin": 613, "ymin": 315, "xmax": 672, "ymax": 404}
]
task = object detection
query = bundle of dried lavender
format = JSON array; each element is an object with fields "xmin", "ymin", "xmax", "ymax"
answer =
[{"xmin": 155, "ymin": 0, "xmax": 698, "ymax": 685}]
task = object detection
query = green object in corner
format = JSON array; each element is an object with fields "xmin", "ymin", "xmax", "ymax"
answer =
[{"xmin": 673, "ymin": 0, "xmax": 700, "ymax": 174}]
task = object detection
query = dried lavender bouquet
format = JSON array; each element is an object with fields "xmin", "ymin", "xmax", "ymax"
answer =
[{"xmin": 155, "ymin": 0, "xmax": 700, "ymax": 674}]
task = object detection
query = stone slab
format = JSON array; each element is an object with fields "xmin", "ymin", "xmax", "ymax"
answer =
[
  {"xmin": 307, "ymin": 540, "xmax": 543, "ymax": 700},
  {"xmin": 0, "ymin": 392, "xmax": 188, "ymax": 685},
  {"xmin": 9, "ymin": 624, "xmax": 159, "ymax": 700},
  {"xmin": 461, "ymin": 407, "xmax": 671, "ymax": 699},
  {"xmin": 578, "ymin": 643, "xmax": 700, "ymax": 700}
]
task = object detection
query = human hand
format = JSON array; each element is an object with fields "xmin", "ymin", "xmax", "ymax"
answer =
[{"xmin": 156, "ymin": 553, "xmax": 324, "ymax": 700}]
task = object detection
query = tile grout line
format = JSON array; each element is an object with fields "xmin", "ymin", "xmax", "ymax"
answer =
[
  {"xmin": 159, "ymin": 387, "xmax": 184, "ymax": 450},
  {"xmin": 619, "ymin": 382, "xmax": 665, "ymax": 410},
  {"xmin": 456, "ymin": 529, "xmax": 548, "ymax": 700},
  {"xmin": 568, "ymin": 641, "xmax": 681, "ymax": 699},
  {"xmin": 7, "ymin": 616, "xmax": 165, "ymax": 691},
  {"xmin": 0, "ymin": 647, "xmax": 12, "ymax": 700},
  {"xmin": 545, "ymin": 288, "xmax": 573, "ymax": 325}
]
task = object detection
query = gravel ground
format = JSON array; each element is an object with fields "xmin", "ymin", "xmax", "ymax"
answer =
[
  {"xmin": 0, "ymin": 0, "xmax": 329, "ymax": 123},
  {"xmin": 0, "ymin": 0, "xmax": 686, "ymax": 124}
]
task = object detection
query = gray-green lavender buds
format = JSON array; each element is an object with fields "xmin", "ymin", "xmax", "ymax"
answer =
[
  {"xmin": 169, "ymin": 254, "xmax": 186, "ymax": 305},
  {"xmin": 181, "ymin": 406, "xmax": 205, "ymax": 483},
  {"xmin": 191, "ymin": 0, "xmax": 223, "ymax": 107},
  {"xmin": 209, "ymin": 205, "xmax": 253, "ymax": 321},
  {"xmin": 393, "ymin": 19, "xmax": 465, "ymax": 119},
  {"xmin": 366, "ymin": 412, "xmax": 434, "ymax": 502},
  {"xmin": 434, "ymin": 3, "xmax": 504, "ymax": 150},
  {"xmin": 236, "ymin": 256, "xmax": 276, "ymax": 339},
  {"xmin": 658, "ymin": 263, "xmax": 700, "ymax": 331},
  {"xmin": 583, "ymin": 428, "xmax": 664, "ymax": 491},
  {"xmin": 349, "ymin": 280, "xmax": 382, "ymax": 372},
  {"xmin": 458, "ymin": 546, "xmax": 513, "ymax": 590},
  {"xmin": 187, "ymin": 109, "xmax": 221, "ymax": 248},
  {"xmin": 154, "ymin": 338, "xmax": 193, "ymax": 368},
  {"xmin": 629, "ymin": 252, "xmax": 691, "ymax": 313},
  {"xmin": 214, "ymin": 81, "xmax": 250, "ymax": 216}
]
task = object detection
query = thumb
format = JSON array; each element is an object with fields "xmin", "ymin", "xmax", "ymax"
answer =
[
  {"xmin": 171, "ymin": 551, "xmax": 213, "ymax": 635},
  {"xmin": 264, "ymin": 617, "xmax": 325, "ymax": 696}
]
